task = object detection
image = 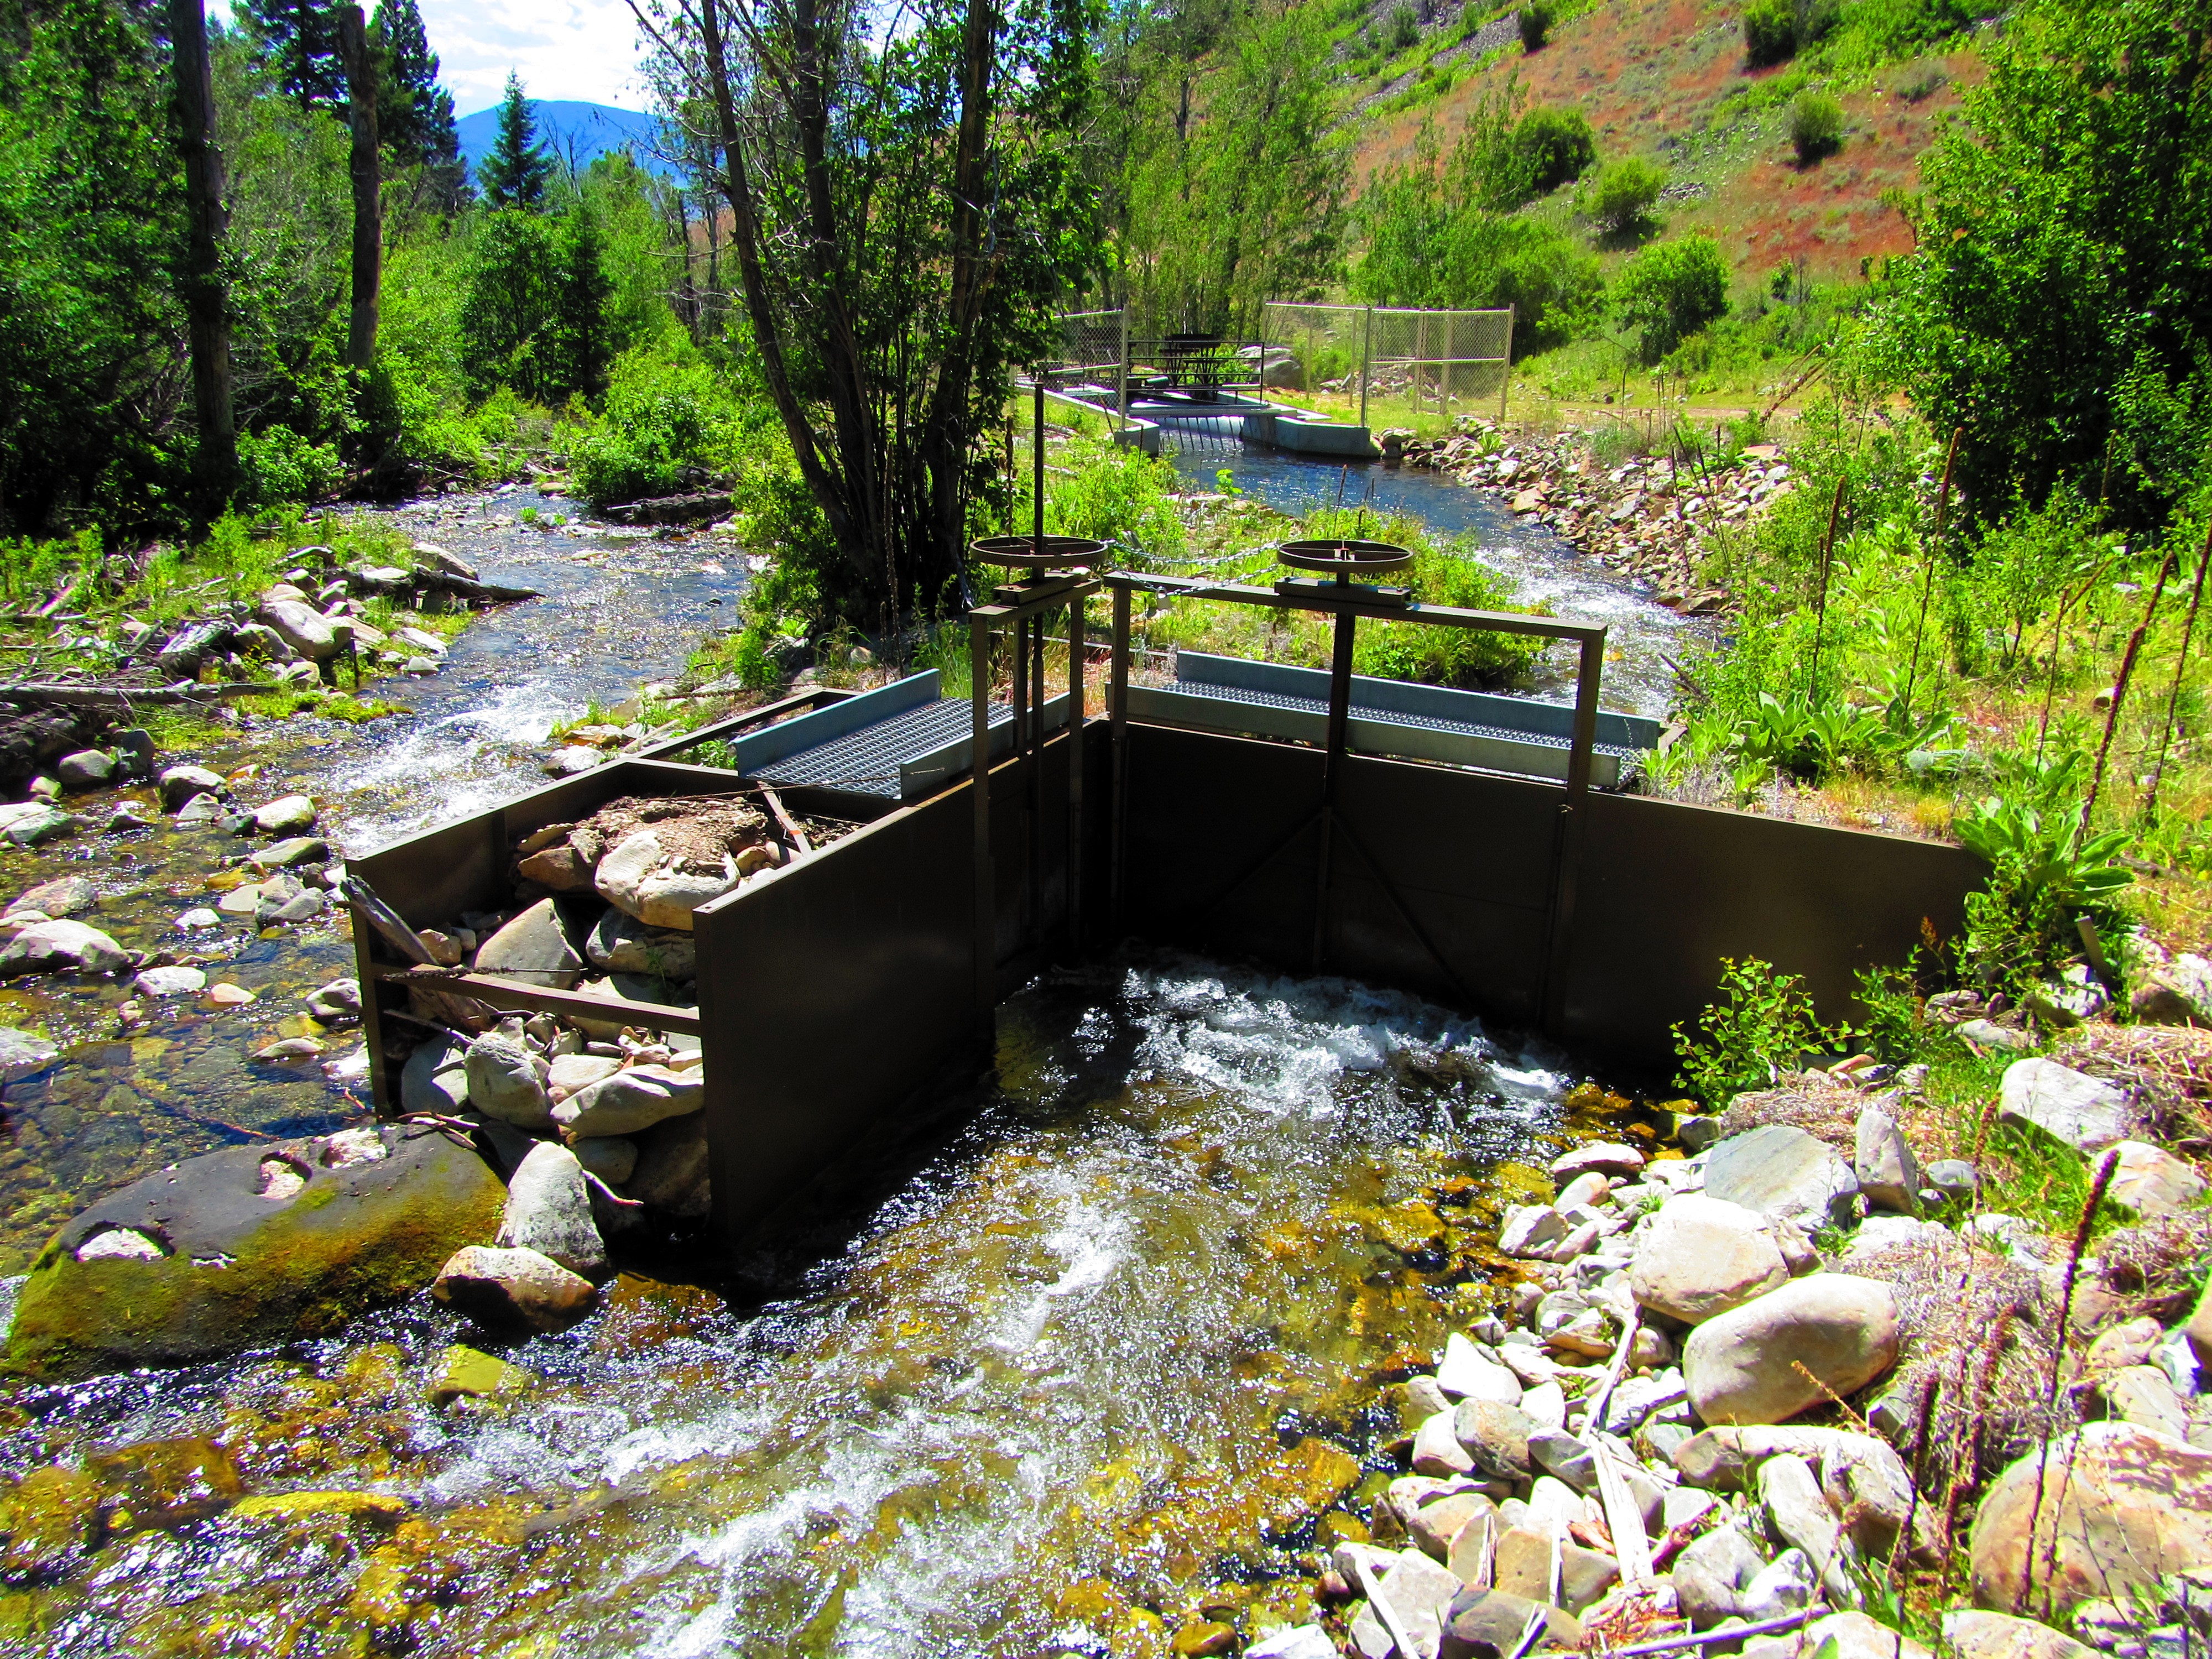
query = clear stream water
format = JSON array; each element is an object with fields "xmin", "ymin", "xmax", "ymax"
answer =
[{"xmin": 0, "ymin": 468, "xmax": 1678, "ymax": 1657}]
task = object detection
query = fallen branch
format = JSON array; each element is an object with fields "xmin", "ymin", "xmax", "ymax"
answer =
[
  {"xmin": 414, "ymin": 570, "xmax": 541, "ymax": 603},
  {"xmin": 0, "ymin": 680, "xmax": 274, "ymax": 709},
  {"xmin": 1606, "ymin": 1604, "xmax": 1829, "ymax": 1657}
]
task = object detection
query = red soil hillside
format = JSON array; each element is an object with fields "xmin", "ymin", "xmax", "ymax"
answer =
[{"xmin": 1354, "ymin": 0, "xmax": 1985, "ymax": 284}]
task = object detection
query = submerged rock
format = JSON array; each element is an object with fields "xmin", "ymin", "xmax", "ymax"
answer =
[
  {"xmin": 7, "ymin": 875, "xmax": 97, "ymax": 919},
  {"xmin": 0, "ymin": 919, "xmax": 135, "ymax": 977},
  {"xmin": 0, "ymin": 1026, "xmax": 60, "ymax": 1083},
  {"xmin": 1, "ymin": 1124, "xmax": 504, "ymax": 1379},
  {"xmin": 159, "ymin": 764, "xmax": 226, "ymax": 811}
]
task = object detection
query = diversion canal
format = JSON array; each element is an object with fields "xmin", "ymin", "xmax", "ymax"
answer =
[{"xmin": 0, "ymin": 481, "xmax": 1685, "ymax": 1655}]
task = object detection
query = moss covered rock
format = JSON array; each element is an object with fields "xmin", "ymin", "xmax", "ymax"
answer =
[{"xmin": 1, "ymin": 1124, "xmax": 504, "ymax": 1379}]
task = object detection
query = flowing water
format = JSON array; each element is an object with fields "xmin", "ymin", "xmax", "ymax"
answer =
[
  {"xmin": 0, "ymin": 477, "xmax": 1678, "ymax": 1656},
  {"xmin": 4, "ymin": 954, "xmax": 1651, "ymax": 1657},
  {"xmin": 0, "ymin": 493, "xmax": 747, "ymax": 1274}
]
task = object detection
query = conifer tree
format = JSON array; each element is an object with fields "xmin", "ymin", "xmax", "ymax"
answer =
[
  {"xmin": 477, "ymin": 72, "xmax": 551, "ymax": 211},
  {"xmin": 369, "ymin": 0, "xmax": 465, "ymax": 202},
  {"xmin": 237, "ymin": 0, "xmax": 345, "ymax": 109}
]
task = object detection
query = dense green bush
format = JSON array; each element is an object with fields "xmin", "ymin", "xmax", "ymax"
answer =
[
  {"xmin": 1673, "ymin": 957, "xmax": 1844, "ymax": 1105},
  {"xmin": 1744, "ymin": 0, "xmax": 1802, "ymax": 65},
  {"xmin": 1437, "ymin": 217, "xmax": 1604, "ymax": 350},
  {"xmin": 1613, "ymin": 234, "xmax": 1730, "ymax": 362},
  {"xmin": 1512, "ymin": 107, "xmax": 1597, "ymax": 196},
  {"xmin": 1870, "ymin": 0, "xmax": 2212, "ymax": 536},
  {"xmin": 1582, "ymin": 156, "xmax": 1667, "ymax": 238},
  {"xmin": 236, "ymin": 426, "xmax": 348, "ymax": 509},
  {"xmin": 1744, "ymin": 0, "xmax": 1840, "ymax": 66},
  {"xmin": 1519, "ymin": 2, "xmax": 1554, "ymax": 50},
  {"xmin": 568, "ymin": 351, "xmax": 734, "ymax": 507},
  {"xmin": 1790, "ymin": 90, "xmax": 1845, "ymax": 163}
]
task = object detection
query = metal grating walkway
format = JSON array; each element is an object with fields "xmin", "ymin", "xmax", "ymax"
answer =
[
  {"xmin": 1180, "ymin": 677, "xmax": 1645, "ymax": 761},
  {"xmin": 750, "ymin": 696, "xmax": 1005, "ymax": 798}
]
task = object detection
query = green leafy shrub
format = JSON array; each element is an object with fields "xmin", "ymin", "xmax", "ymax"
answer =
[
  {"xmin": 236, "ymin": 426, "xmax": 347, "ymax": 508},
  {"xmin": 1345, "ymin": 533, "xmax": 1548, "ymax": 686},
  {"xmin": 1390, "ymin": 3, "xmax": 1419, "ymax": 50},
  {"xmin": 1519, "ymin": 3, "xmax": 1554, "ymax": 51},
  {"xmin": 1582, "ymin": 156, "xmax": 1667, "ymax": 238},
  {"xmin": 1790, "ymin": 90, "xmax": 1845, "ymax": 163},
  {"xmin": 1674, "ymin": 956, "xmax": 1845, "ymax": 1105},
  {"xmin": 569, "ymin": 351, "xmax": 732, "ymax": 508},
  {"xmin": 1744, "ymin": 0, "xmax": 1838, "ymax": 66},
  {"xmin": 1039, "ymin": 443, "xmax": 1188, "ymax": 566},
  {"xmin": 1613, "ymin": 234, "xmax": 1730, "ymax": 363},
  {"xmin": 1744, "ymin": 0, "xmax": 1800, "ymax": 65},
  {"xmin": 1955, "ymin": 792, "xmax": 2134, "ymax": 992},
  {"xmin": 1511, "ymin": 107, "xmax": 1596, "ymax": 196}
]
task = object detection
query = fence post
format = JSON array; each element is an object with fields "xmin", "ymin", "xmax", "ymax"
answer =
[
  {"xmin": 1359, "ymin": 306, "xmax": 1373, "ymax": 432},
  {"xmin": 1499, "ymin": 305, "xmax": 1516, "ymax": 421},
  {"xmin": 1117, "ymin": 306, "xmax": 1129, "ymax": 423}
]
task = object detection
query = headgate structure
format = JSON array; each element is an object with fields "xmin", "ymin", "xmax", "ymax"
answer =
[{"xmin": 352, "ymin": 545, "xmax": 1984, "ymax": 1255}]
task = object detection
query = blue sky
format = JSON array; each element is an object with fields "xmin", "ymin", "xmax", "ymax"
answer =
[{"xmin": 211, "ymin": 0, "xmax": 651, "ymax": 116}]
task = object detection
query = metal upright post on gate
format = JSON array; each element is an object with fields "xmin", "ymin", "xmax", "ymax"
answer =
[{"xmin": 966, "ymin": 372, "xmax": 1108, "ymax": 1033}]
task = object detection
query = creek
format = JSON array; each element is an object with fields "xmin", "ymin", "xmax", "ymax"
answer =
[
  {"xmin": 1167, "ymin": 435, "xmax": 1695, "ymax": 717},
  {"xmin": 0, "ymin": 478, "xmax": 1679, "ymax": 1657}
]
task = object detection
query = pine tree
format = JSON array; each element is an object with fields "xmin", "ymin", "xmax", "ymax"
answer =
[
  {"xmin": 549, "ymin": 205, "xmax": 615, "ymax": 398},
  {"xmin": 237, "ymin": 0, "xmax": 345, "ymax": 109},
  {"xmin": 369, "ymin": 0, "xmax": 464, "ymax": 202},
  {"xmin": 477, "ymin": 71, "xmax": 551, "ymax": 212}
]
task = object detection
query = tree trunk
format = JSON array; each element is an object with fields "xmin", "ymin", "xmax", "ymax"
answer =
[
  {"xmin": 921, "ymin": 0, "xmax": 998, "ymax": 594},
  {"xmin": 168, "ymin": 0, "xmax": 237, "ymax": 509},
  {"xmin": 336, "ymin": 6, "xmax": 382, "ymax": 373}
]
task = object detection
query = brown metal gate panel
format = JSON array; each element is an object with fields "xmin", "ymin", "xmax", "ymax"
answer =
[{"xmin": 1562, "ymin": 793, "xmax": 1985, "ymax": 1071}]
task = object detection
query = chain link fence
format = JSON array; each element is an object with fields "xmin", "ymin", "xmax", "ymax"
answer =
[{"xmin": 1260, "ymin": 302, "xmax": 1514, "ymax": 430}]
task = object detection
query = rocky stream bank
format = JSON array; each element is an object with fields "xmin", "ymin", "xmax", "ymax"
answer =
[{"xmin": 2, "ymin": 479, "xmax": 2211, "ymax": 1657}]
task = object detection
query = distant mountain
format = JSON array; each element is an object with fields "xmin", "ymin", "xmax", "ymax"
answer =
[{"xmin": 455, "ymin": 100, "xmax": 676, "ymax": 184}]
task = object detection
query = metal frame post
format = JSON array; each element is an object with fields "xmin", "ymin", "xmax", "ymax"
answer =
[
  {"xmin": 1067, "ymin": 591, "xmax": 1086, "ymax": 950},
  {"xmin": 1109, "ymin": 583, "xmax": 1130, "ymax": 936},
  {"xmin": 970, "ymin": 612, "xmax": 994, "ymax": 1035},
  {"xmin": 1500, "ymin": 305, "xmax": 1516, "ymax": 421},
  {"xmin": 1117, "ymin": 307, "xmax": 1129, "ymax": 421},
  {"xmin": 1359, "ymin": 306, "xmax": 1373, "ymax": 432},
  {"xmin": 1540, "ymin": 632, "xmax": 1606, "ymax": 1035},
  {"xmin": 1310, "ymin": 598, "xmax": 1357, "ymax": 970},
  {"xmin": 1100, "ymin": 568, "xmax": 1606, "ymax": 1038}
]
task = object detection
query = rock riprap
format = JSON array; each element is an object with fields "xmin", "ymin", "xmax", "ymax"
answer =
[
  {"xmin": 1701, "ymin": 1123, "xmax": 1860, "ymax": 1234},
  {"xmin": 1683, "ymin": 1274, "xmax": 1901, "ymax": 1425},
  {"xmin": 1970, "ymin": 1421, "xmax": 2212, "ymax": 1618},
  {"xmin": 2, "ymin": 1124, "xmax": 504, "ymax": 1378},
  {"xmin": 1627, "ymin": 1193, "xmax": 1789, "ymax": 1323}
]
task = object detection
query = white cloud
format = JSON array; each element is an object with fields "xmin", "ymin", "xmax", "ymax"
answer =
[
  {"xmin": 422, "ymin": 0, "xmax": 651, "ymax": 116},
  {"xmin": 207, "ymin": 0, "xmax": 654, "ymax": 115}
]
